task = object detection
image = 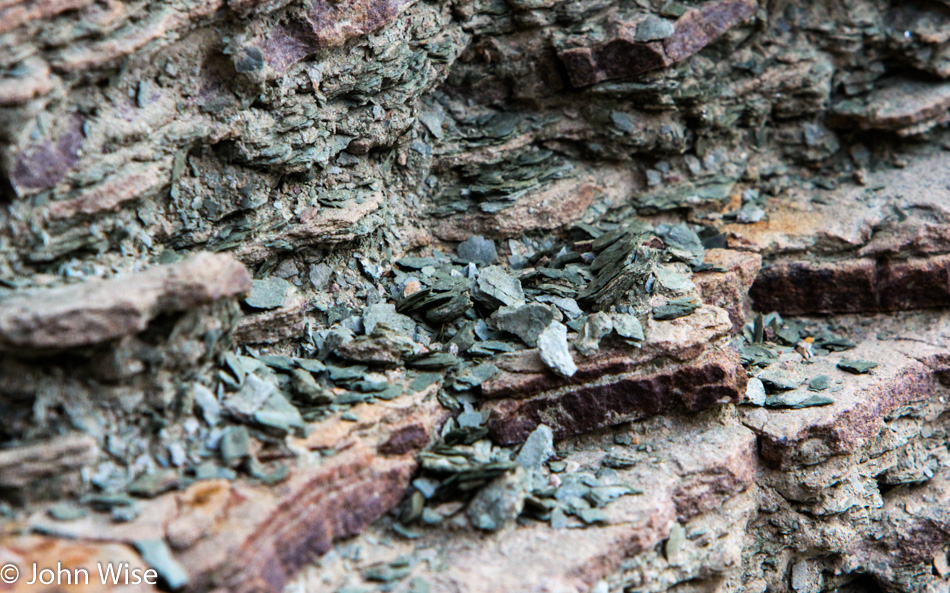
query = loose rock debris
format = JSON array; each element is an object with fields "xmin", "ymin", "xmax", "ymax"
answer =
[{"xmin": 3, "ymin": 0, "xmax": 950, "ymax": 592}]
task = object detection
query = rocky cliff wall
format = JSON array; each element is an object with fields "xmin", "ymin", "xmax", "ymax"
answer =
[{"xmin": 1, "ymin": 1, "xmax": 950, "ymax": 592}]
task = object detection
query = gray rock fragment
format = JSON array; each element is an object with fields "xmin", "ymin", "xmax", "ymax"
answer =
[
  {"xmin": 253, "ymin": 390, "xmax": 306, "ymax": 436},
  {"xmin": 467, "ymin": 466, "xmax": 528, "ymax": 531},
  {"xmin": 765, "ymin": 390, "xmax": 835, "ymax": 409},
  {"xmin": 756, "ymin": 366, "xmax": 806, "ymax": 391},
  {"xmin": 134, "ymin": 539, "xmax": 189, "ymax": 590},
  {"xmin": 745, "ymin": 377, "xmax": 766, "ymax": 406},
  {"xmin": 837, "ymin": 358, "xmax": 878, "ymax": 374},
  {"xmin": 535, "ymin": 295, "xmax": 583, "ymax": 319},
  {"xmin": 612, "ymin": 313, "xmax": 644, "ymax": 342},
  {"xmin": 223, "ymin": 374, "xmax": 305, "ymax": 435},
  {"xmin": 457, "ymin": 235, "xmax": 497, "ymax": 265},
  {"xmin": 791, "ymin": 560, "xmax": 823, "ymax": 593},
  {"xmin": 309, "ymin": 263, "xmax": 332, "ymax": 290},
  {"xmin": 664, "ymin": 522, "xmax": 686, "ymax": 562},
  {"xmin": 219, "ymin": 425, "xmax": 250, "ymax": 467},
  {"xmin": 538, "ymin": 321, "xmax": 577, "ymax": 377},
  {"xmin": 636, "ymin": 15, "xmax": 676, "ymax": 42},
  {"xmin": 245, "ymin": 277, "xmax": 292, "ymax": 310},
  {"xmin": 128, "ymin": 469, "xmax": 180, "ymax": 498},
  {"xmin": 516, "ymin": 424, "xmax": 554, "ymax": 470},
  {"xmin": 736, "ymin": 204, "xmax": 766, "ymax": 223},
  {"xmin": 653, "ymin": 296, "xmax": 701, "ymax": 320},
  {"xmin": 575, "ymin": 312, "xmax": 613, "ymax": 357},
  {"xmin": 491, "ymin": 304, "xmax": 556, "ymax": 347},
  {"xmin": 472, "ymin": 266, "xmax": 525, "ymax": 309},
  {"xmin": 193, "ymin": 384, "xmax": 221, "ymax": 426},
  {"xmin": 653, "ymin": 265, "xmax": 695, "ymax": 293},
  {"xmin": 223, "ymin": 374, "xmax": 275, "ymax": 419},
  {"xmin": 362, "ymin": 303, "xmax": 415, "ymax": 336}
]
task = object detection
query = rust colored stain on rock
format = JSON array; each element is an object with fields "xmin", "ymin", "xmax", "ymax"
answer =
[
  {"xmin": 378, "ymin": 423, "xmax": 429, "ymax": 456},
  {"xmin": 219, "ymin": 451, "xmax": 415, "ymax": 593},
  {"xmin": 487, "ymin": 349, "xmax": 744, "ymax": 445}
]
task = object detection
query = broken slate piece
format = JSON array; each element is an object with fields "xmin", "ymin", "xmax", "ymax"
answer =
[
  {"xmin": 653, "ymin": 297, "xmax": 700, "ymax": 320},
  {"xmin": 473, "ymin": 266, "xmax": 525, "ymax": 309},
  {"xmin": 362, "ymin": 303, "xmax": 415, "ymax": 336},
  {"xmin": 290, "ymin": 368, "xmax": 334, "ymax": 404},
  {"xmin": 653, "ymin": 265, "xmax": 695, "ymax": 293},
  {"xmin": 219, "ymin": 425, "xmax": 250, "ymax": 467},
  {"xmin": 837, "ymin": 358, "xmax": 878, "ymax": 374},
  {"xmin": 457, "ymin": 235, "xmax": 497, "ymax": 265},
  {"xmin": 516, "ymin": 424, "xmax": 554, "ymax": 470},
  {"xmin": 602, "ymin": 451, "xmax": 637, "ymax": 469},
  {"xmin": 457, "ymin": 404, "xmax": 487, "ymax": 429},
  {"xmin": 535, "ymin": 295, "xmax": 583, "ymax": 319},
  {"xmin": 575, "ymin": 312, "xmax": 613, "ymax": 357},
  {"xmin": 193, "ymin": 384, "xmax": 222, "ymax": 426},
  {"xmin": 744, "ymin": 377, "xmax": 766, "ymax": 405},
  {"xmin": 245, "ymin": 277, "xmax": 292, "ymax": 310},
  {"xmin": 635, "ymin": 15, "xmax": 676, "ymax": 42},
  {"xmin": 128, "ymin": 469, "xmax": 179, "ymax": 498},
  {"xmin": 575, "ymin": 508, "xmax": 609, "ymax": 524},
  {"xmin": 309, "ymin": 263, "xmax": 332, "ymax": 290},
  {"xmin": 612, "ymin": 314, "xmax": 644, "ymax": 343},
  {"xmin": 453, "ymin": 362, "xmax": 499, "ymax": 389},
  {"xmin": 765, "ymin": 391, "xmax": 835, "ymax": 409},
  {"xmin": 538, "ymin": 321, "xmax": 577, "ymax": 377},
  {"xmin": 467, "ymin": 467, "xmax": 528, "ymax": 531},
  {"xmin": 253, "ymin": 390, "xmax": 306, "ymax": 436},
  {"xmin": 47, "ymin": 502, "xmax": 88, "ymax": 521},
  {"xmin": 808, "ymin": 375, "xmax": 832, "ymax": 391},
  {"xmin": 661, "ymin": 224, "xmax": 705, "ymax": 266},
  {"xmin": 134, "ymin": 539, "xmax": 189, "ymax": 590},
  {"xmin": 224, "ymin": 374, "xmax": 275, "ymax": 419},
  {"xmin": 491, "ymin": 304, "xmax": 556, "ymax": 347},
  {"xmin": 756, "ymin": 366, "xmax": 806, "ymax": 392}
]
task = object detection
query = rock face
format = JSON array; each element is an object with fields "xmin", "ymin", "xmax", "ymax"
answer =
[{"xmin": 3, "ymin": 1, "xmax": 950, "ymax": 593}]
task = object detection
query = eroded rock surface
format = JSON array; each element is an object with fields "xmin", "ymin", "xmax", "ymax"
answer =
[{"xmin": 3, "ymin": 0, "xmax": 950, "ymax": 592}]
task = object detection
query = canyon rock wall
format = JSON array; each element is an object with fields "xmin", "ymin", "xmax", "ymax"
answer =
[{"xmin": 1, "ymin": 1, "xmax": 950, "ymax": 592}]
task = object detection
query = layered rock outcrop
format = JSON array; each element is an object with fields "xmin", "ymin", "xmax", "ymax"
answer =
[{"xmin": 2, "ymin": 1, "xmax": 950, "ymax": 592}]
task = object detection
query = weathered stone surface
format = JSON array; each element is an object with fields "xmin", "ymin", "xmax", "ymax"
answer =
[
  {"xmin": 831, "ymin": 79, "xmax": 950, "ymax": 136},
  {"xmin": 0, "ymin": 434, "xmax": 97, "ymax": 495},
  {"xmin": 486, "ymin": 347, "xmax": 745, "ymax": 445},
  {"xmin": 481, "ymin": 306, "xmax": 733, "ymax": 401},
  {"xmin": 257, "ymin": 0, "xmax": 419, "ymax": 62},
  {"xmin": 22, "ymin": 386, "xmax": 444, "ymax": 593},
  {"xmin": 6, "ymin": 0, "xmax": 950, "ymax": 592},
  {"xmin": 740, "ymin": 316, "xmax": 950, "ymax": 470},
  {"xmin": 749, "ymin": 254, "xmax": 950, "ymax": 315},
  {"xmin": 293, "ymin": 410, "xmax": 757, "ymax": 593},
  {"xmin": 557, "ymin": 0, "xmax": 757, "ymax": 87},
  {"xmin": 694, "ymin": 248, "xmax": 762, "ymax": 331},
  {"xmin": 0, "ymin": 254, "xmax": 251, "ymax": 351},
  {"xmin": 728, "ymin": 149, "xmax": 950, "ymax": 315}
]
